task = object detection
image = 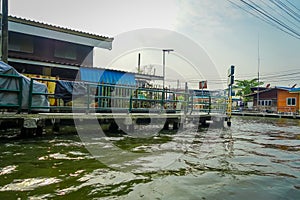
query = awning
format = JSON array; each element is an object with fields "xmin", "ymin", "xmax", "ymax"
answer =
[
  {"xmin": 80, "ymin": 67, "xmax": 136, "ymax": 86},
  {"xmin": 80, "ymin": 67, "xmax": 104, "ymax": 83}
]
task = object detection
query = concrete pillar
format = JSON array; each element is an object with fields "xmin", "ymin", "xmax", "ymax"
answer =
[
  {"xmin": 36, "ymin": 119, "xmax": 45, "ymax": 136},
  {"xmin": 127, "ymin": 124, "xmax": 134, "ymax": 133},
  {"xmin": 173, "ymin": 122, "xmax": 179, "ymax": 130},
  {"xmin": 51, "ymin": 119, "xmax": 60, "ymax": 133},
  {"xmin": 163, "ymin": 121, "xmax": 169, "ymax": 130},
  {"xmin": 109, "ymin": 121, "xmax": 119, "ymax": 132}
]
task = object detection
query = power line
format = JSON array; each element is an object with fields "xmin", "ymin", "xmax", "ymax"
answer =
[
  {"xmin": 260, "ymin": 0, "xmax": 300, "ymax": 29},
  {"xmin": 287, "ymin": 0, "xmax": 300, "ymax": 14},
  {"xmin": 228, "ymin": 0, "xmax": 294, "ymax": 36},
  {"xmin": 271, "ymin": 0, "xmax": 300, "ymax": 22},
  {"xmin": 270, "ymin": 0, "xmax": 300, "ymax": 22},
  {"xmin": 242, "ymin": 0, "xmax": 300, "ymax": 38},
  {"xmin": 206, "ymin": 71, "xmax": 300, "ymax": 82},
  {"xmin": 229, "ymin": 0, "xmax": 300, "ymax": 40},
  {"xmin": 264, "ymin": 77, "xmax": 300, "ymax": 83},
  {"xmin": 234, "ymin": 68, "xmax": 300, "ymax": 79}
]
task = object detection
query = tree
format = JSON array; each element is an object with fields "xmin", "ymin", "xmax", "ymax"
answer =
[{"xmin": 234, "ymin": 78, "xmax": 264, "ymax": 102}]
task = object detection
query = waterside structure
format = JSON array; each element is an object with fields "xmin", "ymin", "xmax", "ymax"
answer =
[
  {"xmin": 0, "ymin": 16, "xmax": 227, "ymax": 137},
  {"xmin": 0, "ymin": 74, "xmax": 226, "ymax": 137}
]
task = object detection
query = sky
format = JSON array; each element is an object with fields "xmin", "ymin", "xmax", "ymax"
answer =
[{"xmin": 7, "ymin": 0, "xmax": 300, "ymax": 89}]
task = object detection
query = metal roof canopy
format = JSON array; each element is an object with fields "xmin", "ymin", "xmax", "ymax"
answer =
[
  {"xmin": 135, "ymin": 73, "xmax": 163, "ymax": 81},
  {"xmin": 7, "ymin": 16, "xmax": 113, "ymax": 50},
  {"xmin": 80, "ymin": 66, "xmax": 163, "ymax": 81},
  {"xmin": 8, "ymin": 58, "xmax": 80, "ymax": 70}
]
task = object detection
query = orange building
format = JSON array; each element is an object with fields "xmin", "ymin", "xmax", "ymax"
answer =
[
  {"xmin": 246, "ymin": 87, "xmax": 299, "ymax": 114},
  {"xmin": 289, "ymin": 88, "xmax": 300, "ymax": 114}
]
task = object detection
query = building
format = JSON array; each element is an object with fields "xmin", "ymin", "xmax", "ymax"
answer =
[
  {"xmin": 3, "ymin": 15, "xmax": 113, "ymax": 80},
  {"xmin": 1, "ymin": 16, "xmax": 168, "ymax": 111},
  {"xmin": 245, "ymin": 86, "xmax": 299, "ymax": 113},
  {"xmin": 289, "ymin": 87, "xmax": 300, "ymax": 114}
]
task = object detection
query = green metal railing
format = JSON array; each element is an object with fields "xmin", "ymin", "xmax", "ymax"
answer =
[
  {"xmin": 27, "ymin": 78, "xmax": 197, "ymax": 114},
  {"xmin": 189, "ymin": 95, "xmax": 211, "ymax": 113},
  {"xmin": 0, "ymin": 73, "xmax": 23, "ymax": 112},
  {"xmin": 0, "ymin": 76, "xmax": 224, "ymax": 114}
]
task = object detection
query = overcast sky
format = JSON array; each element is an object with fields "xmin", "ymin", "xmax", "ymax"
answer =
[{"xmin": 8, "ymin": 0, "xmax": 300, "ymax": 89}]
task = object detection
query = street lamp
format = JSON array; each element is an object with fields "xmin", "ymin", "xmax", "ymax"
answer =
[{"xmin": 162, "ymin": 49, "xmax": 174, "ymax": 90}]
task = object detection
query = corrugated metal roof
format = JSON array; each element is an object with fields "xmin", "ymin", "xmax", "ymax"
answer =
[
  {"xmin": 275, "ymin": 86, "xmax": 291, "ymax": 90},
  {"xmin": 290, "ymin": 87, "xmax": 300, "ymax": 93},
  {"xmin": 0, "ymin": 15, "xmax": 113, "ymax": 49},
  {"xmin": 80, "ymin": 67, "xmax": 136, "ymax": 85},
  {"xmin": 9, "ymin": 56, "xmax": 164, "ymax": 81},
  {"xmin": 7, "ymin": 15, "xmax": 113, "ymax": 42},
  {"xmin": 244, "ymin": 86, "xmax": 292, "ymax": 97}
]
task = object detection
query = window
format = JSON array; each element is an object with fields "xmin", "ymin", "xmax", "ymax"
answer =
[
  {"xmin": 287, "ymin": 98, "xmax": 296, "ymax": 106},
  {"xmin": 9, "ymin": 34, "xmax": 33, "ymax": 53},
  {"xmin": 268, "ymin": 100, "xmax": 272, "ymax": 106},
  {"xmin": 258, "ymin": 100, "xmax": 272, "ymax": 106},
  {"xmin": 54, "ymin": 41, "xmax": 77, "ymax": 60}
]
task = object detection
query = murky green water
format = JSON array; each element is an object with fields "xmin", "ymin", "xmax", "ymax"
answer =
[{"xmin": 0, "ymin": 117, "xmax": 299, "ymax": 199}]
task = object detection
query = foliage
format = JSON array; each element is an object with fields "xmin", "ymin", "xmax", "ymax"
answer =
[{"xmin": 234, "ymin": 78, "xmax": 264, "ymax": 101}]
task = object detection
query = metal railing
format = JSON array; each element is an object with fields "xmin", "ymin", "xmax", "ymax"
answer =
[
  {"xmin": 0, "ymin": 73, "xmax": 23, "ymax": 113},
  {"xmin": 0, "ymin": 76, "xmax": 217, "ymax": 114},
  {"xmin": 27, "ymin": 78, "xmax": 196, "ymax": 114}
]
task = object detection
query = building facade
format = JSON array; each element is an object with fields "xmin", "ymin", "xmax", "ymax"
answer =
[
  {"xmin": 3, "ymin": 16, "xmax": 113, "ymax": 80},
  {"xmin": 246, "ymin": 87, "xmax": 299, "ymax": 113}
]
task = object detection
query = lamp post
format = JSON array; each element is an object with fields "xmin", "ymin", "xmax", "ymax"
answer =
[
  {"xmin": 1, "ymin": 0, "xmax": 8, "ymax": 63},
  {"xmin": 162, "ymin": 49, "xmax": 174, "ymax": 90}
]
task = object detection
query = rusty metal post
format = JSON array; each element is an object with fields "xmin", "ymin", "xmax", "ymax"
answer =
[{"xmin": 1, "ymin": 0, "xmax": 9, "ymax": 63}]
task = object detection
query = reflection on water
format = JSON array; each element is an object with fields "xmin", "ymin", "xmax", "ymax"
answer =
[{"xmin": 0, "ymin": 116, "xmax": 299, "ymax": 199}]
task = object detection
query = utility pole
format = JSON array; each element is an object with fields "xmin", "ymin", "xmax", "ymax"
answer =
[
  {"xmin": 137, "ymin": 53, "xmax": 141, "ymax": 73},
  {"xmin": 162, "ymin": 49, "xmax": 174, "ymax": 90},
  {"xmin": 257, "ymin": 34, "xmax": 260, "ymax": 111},
  {"xmin": 1, "ymin": 0, "xmax": 9, "ymax": 63}
]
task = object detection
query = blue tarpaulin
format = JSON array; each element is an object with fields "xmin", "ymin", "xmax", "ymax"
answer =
[
  {"xmin": 290, "ymin": 87, "xmax": 300, "ymax": 93},
  {"xmin": 80, "ymin": 67, "xmax": 104, "ymax": 83},
  {"xmin": 54, "ymin": 80, "xmax": 87, "ymax": 103},
  {"xmin": 80, "ymin": 67, "xmax": 136, "ymax": 86}
]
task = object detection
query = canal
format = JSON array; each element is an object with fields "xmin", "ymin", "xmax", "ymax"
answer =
[{"xmin": 0, "ymin": 116, "xmax": 299, "ymax": 199}]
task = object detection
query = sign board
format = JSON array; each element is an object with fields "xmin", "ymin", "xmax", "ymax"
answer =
[{"xmin": 199, "ymin": 80, "xmax": 207, "ymax": 89}]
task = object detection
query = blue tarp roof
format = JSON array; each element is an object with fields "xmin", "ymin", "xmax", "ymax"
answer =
[
  {"xmin": 290, "ymin": 87, "xmax": 300, "ymax": 93},
  {"xmin": 275, "ymin": 86, "xmax": 292, "ymax": 90},
  {"xmin": 80, "ymin": 67, "xmax": 136, "ymax": 86}
]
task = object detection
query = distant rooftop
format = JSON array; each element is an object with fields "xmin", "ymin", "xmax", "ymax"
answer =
[
  {"xmin": 290, "ymin": 87, "xmax": 300, "ymax": 93},
  {"xmin": 245, "ymin": 86, "xmax": 295, "ymax": 97}
]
